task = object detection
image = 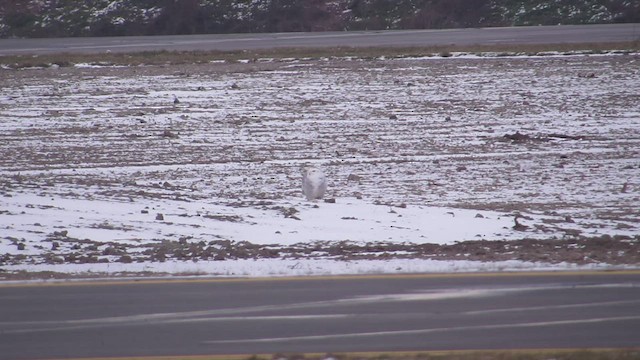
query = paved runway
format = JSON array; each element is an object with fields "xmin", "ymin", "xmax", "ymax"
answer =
[
  {"xmin": 1, "ymin": 271, "xmax": 639, "ymax": 359},
  {"xmin": 0, "ymin": 23, "xmax": 638, "ymax": 55}
]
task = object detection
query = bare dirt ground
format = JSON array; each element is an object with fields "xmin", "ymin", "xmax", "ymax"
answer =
[{"xmin": 0, "ymin": 53, "xmax": 639, "ymax": 278}]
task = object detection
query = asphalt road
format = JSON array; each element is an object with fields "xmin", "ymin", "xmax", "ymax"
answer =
[
  {"xmin": 1, "ymin": 271, "xmax": 639, "ymax": 359},
  {"xmin": 0, "ymin": 23, "xmax": 638, "ymax": 56}
]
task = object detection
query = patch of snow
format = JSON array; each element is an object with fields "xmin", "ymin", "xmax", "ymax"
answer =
[
  {"xmin": 0, "ymin": 193, "xmax": 528, "ymax": 254},
  {"xmin": 0, "ymin": 53, "xmax": 638, "ymax": 277},
  {"xmin": 2, "ymin": 258, "xmax": 632, "ymax": 278}
]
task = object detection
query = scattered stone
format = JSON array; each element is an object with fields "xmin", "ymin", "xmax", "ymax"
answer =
[
  {"xmin": 102, "ymin": 247, "xmax": 123, "ymax": 256},
  {"xmin": 64, "ymin": 253, "xmax": 77, "ymax": 262},
  {"xmin": 278, "ymin": 206, "xmax": 300, "ymax": 220},
  {"xmin": 156, "ymin": 213, "xmax": 164, "ymax": 221},
  {"xmin": 202, "ymin": 214, "xmax": 243, "ymax": 222},
  {"xmin": 161, "ymin": 129, "xmax": 178, "ymax": 138},
  {"xmin": 504, "ymin": 131, "xmax": 533, "ymax": 142},
  {"xmin": 621, "ymin": 182, "xmax": 629, "ymax": 193},
  {"xmin": 2, "ymin": 234, "xmax": 640, "ymax": 274},
  {"xmin": 547, "ymin": 133, "xmax": 584, "ymax": 141},
  {"xmin": 513, "ymin": 214, "xmax": 529, "ymax": 231}
]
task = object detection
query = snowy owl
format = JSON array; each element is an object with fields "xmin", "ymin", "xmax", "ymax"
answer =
[{"xmin": 302, "ymin": 167, "xmax": 327, "ymax": 201}]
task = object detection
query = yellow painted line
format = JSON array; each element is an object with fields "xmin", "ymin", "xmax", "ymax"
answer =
[
  {"xmin": 38, "ymin": 348, "xmax": 640, "ymax": 360},
  {"xmin": 1, "ymin": 269, "xmax": 640, "ymax": 288}
]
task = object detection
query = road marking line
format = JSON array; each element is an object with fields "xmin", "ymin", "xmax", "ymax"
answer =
[
  {"xmin": 465, "ymin": 299, "xmax": 640, "ymax": 315},
  {"xmin": 0, "ymin": 284, "xmax": 606, "ymax": 326},
  {"xmin": 204, "ymin": 315, "xmax": 640, "ymax": 344},
  {"xmin": 3, "ymin": 283, "xmax": 639, "ymax": 334},
  {"xmin": 0, "ymin": 314, "xmax": 349, "ymax": 335}
]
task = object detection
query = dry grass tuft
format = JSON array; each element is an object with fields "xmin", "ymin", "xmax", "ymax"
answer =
[
  {"xmin": 238, "ymin": 349, "xmax": 640, "ymax": 360},
  {"xmin": 1, "ymin": 41, "xmax": 637, "ymax": 68}
]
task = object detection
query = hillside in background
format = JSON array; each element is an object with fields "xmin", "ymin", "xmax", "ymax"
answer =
[{"xmin": 0, "ymin": 0, "xmax": 638, "ymax": 38}]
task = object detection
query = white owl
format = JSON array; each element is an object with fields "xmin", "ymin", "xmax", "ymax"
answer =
[{"xmin": 302, "ymin": 167, "xmax": 327, "ymax": 201}]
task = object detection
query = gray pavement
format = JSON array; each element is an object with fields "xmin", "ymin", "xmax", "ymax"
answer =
[
  {"xmin": 0, "ymin": 23, "xmax": 638, "ymax": 55},
  {"xmin": 1, "ymin": 271, "xmax": 639, "ymax": 359}
]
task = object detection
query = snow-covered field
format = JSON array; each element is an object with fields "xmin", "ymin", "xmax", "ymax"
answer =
[{"xmin": 1, "ymin": 53, "xmax": 639, "ymax": 278}]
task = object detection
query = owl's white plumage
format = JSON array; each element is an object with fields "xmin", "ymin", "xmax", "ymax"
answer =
[{"xmin": 302, "ymin": 167, "xmax": 327, "ymax": 201}]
